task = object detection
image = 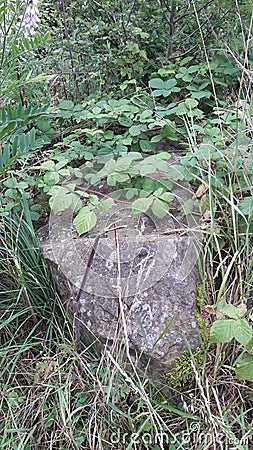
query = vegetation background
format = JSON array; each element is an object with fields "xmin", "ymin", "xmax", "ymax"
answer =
[{"xmin": 0, "ymin": 0, "xmax": 253, "ymax": 448}]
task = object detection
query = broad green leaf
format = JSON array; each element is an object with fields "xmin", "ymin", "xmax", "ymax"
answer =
[
  {"xmin": 73, "ymin": 208, "xmax": 97, "ymax": 235},
  {"xmin": 98, "ymin": 198, "xmax": 115, "ymax": 212},
  {"xmin": 92, "ymin": 106, "xmax": 102, "ymax": 115},
  {"xmin": 140, "ymin": 140, "xmax": 155, "ymax": 152},
  {"xmin": 151, "ymin": 135, "xmax": 163, "ymax": 143},
  {"xmin": 153, "ymin": 188, "xmax": 164, "ymax": 198},
  {"xmin": 142, "ymin": 178, "xmax": 160, "ymax": 192},
  {"xmin": 118, "ymin": 116, "xmax": 133, "ymax": 127},
  {"xmin": 129, "ymin": 125, "xmax": 142, "ymax": 136},
  {"xmin": 49, "ymin": 189, "xmax": 81, "ymax": 213},
  {"xmin": 127, "ymin": 152, "xmax": 142, "ymax": 161},
  {"xmin": 60, "ymin": 100, "xmax": 74, "ymax": 110},
  {"xmin": 163, "ymin": 78, "xmax": 178, "ymax": 90},
  {"xmin": 162, "ymin": 125, "xmax": 179, "ymax": 140},
  {"xmin": 132, "ymin": 197, "xmax": 153, "ymax": 214},
  {"xmin": 233, "ymin": 319, "xmax": 252, "ymax": 346},
  {"xmin": 36, "ymin": 119, "xmax": 51, "ymax": 132},
  {"xmin": 160, "ymin": 192, "xmax": 174, "ymax": 202},
  {"xmin": 125, "ymin": 188, "xmax": 138, "ymax": 200},
  {"xmin": 181, "ymin": 199, "xmax": 194, "ymax": 216},
  {"xmin": 210, "ymin": 319, "xmax": 234, "ymax": 343},
  {"xmin": 103, "ymin": 130, "xmax": 114, "ymax": 140},
  {"xmin": 107, "ymin": 172, "xmax": 129, "ymax": 185},
  {"xmin": 219, "ymin": 303, "xmax": 239, "ymax": 319},
  {"xmin": 152, "ymin": 158, "xmax": 168, "ymax": 172},
  {"xmin": 139, "ymin": 110, "xmax": 153, "ymax": 121},
  {"xmin": 89, "ymin": 194, "xmax": 99, "ymax": 206},
  {"xmin": 192, "ymin": 91, "xmax": 211, "ymax": 99},
  {"xmin": 238, "ymin": 197, "xmax": 253, "ymax": 216},
  {"xmin": 152, "ymin": 198, "xmax": 169, "ymax": 219},
  {"xmin": 236, "ymin": 356, "xmax": 253, "ymax": 380},
  {"xmin": 138, "ymin": 163, "xmax": 156, "ymax": 176},
  {"xmin": 83, "ymin": 151, "xmax": 93, "ymax": 160},
  {"xmin": 98, "ymin": 159, "xmax": 116, "ymax": 176},
  {"xmin": 149, "ymin": 78, "xmax": 164, "ymax": 89},
  {"xmin": 55, "ymin": 159, "xmax": 69, "ymax": 170},
  {"xmin": 166, "ymin": 164, "xmax": 188, "ymax": 181},
  {"xmin": 156, "ymin": 152, "xmax": 171, "ymax": 160},
  {"xmin": 115, "ymin": 144, "xmax": 128, "ymax": 154},
  {"xmin": 58, "ymin": 169, "xmax": 70, "ymax": 177},
  {"xmin": 114, "ymin": 157, "xmax": 132, "ymax": 172},
  {"xmin": 43, "ymin": 171, "xmax": 59, "ymax": 185},
  {"xmin": 41, "ymin": 160, "xmax": 56, "ymax": 171},
  {"xmin": 185, "ymin": 98, "xmax": 198, "ymax": 109}
]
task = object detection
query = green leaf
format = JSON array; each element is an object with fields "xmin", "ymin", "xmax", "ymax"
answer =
[
  {"xmin": 98, "ymin": 198, "xmax": 115, "ymax": 212},
  {"xmin": 142, "ymin": 178, "xmax": 160, "ymax": 192},
  {"xmin": 73, "ymin": 207, "xmax": 97, "ymax": 235},
  {"xmin": 151, "ymin": 135, "xmax": 163, "ymax": 143},
  {"xmin": 185, "ymin": 98, "xmax": 198, "ymax": 109},
  {"xmin": 233, "ymin": 319, "xmax": 252, "ymax": 346},
  {"xmin": 139, "ymin": 140, "xmax": 155, "ymax": 152},
  {"xmin": 192, "ymin": 91, "xmax": 211, "ymax": 99},
  {"xmin": 92, "ymin": 106, "xmax": 102, "ymax": 115},
  {"xmin": 236, "ymin": 356, "xmax": 253, "ymax": 380},
  {"xmin": 129, "ymin": 125, "xmax": 143, "ymax": 136},
  {"xmin": 115, "ymin": 144, "xmax": 128, "ymax": 154},
  {"xmin": 43, "ymin": 171, "xmax": 59, "ymax": 185},
  {"xmin": 163, "ymin": 78, "xmax": 178, "ymax": 91},
  {"xmin": 151, "ymin": 198, "xmax": 169, "ymax": 219},
  {"xmin": 166, "ymin": 164, "xmax": 187, "ymax": 181},
  {"xmin": 41, "ymin": 160, "xmax": 56, "ymax": 171},
  {"xmin": 49, "ymin": 188, "xmax": 82, "ymax": 213},
  {"xmin": 118, "ymin": 116, "xmax": 133, "ymax": 127},
  {"xmin": 219, "ymin": 304, "xmax": 240, "ymax": 319},
  {"xmin": 36, "ymin": 119, "xmax": 51, "ymax": 132},
  {"xmin": 138, "ymin": 163, "xmax": 156, "ymax": 176},
  {"xmin": 114, "ymin": 156, "xmax": 132, "ymax": 172},
  {"xmin": 60, "ymin": 100, "xmax": 74, "ymax": 110},
  {"xmin": 181, "ymin": 199, "xmax": 194, "ymax": 216},
  {"xmin": 160, "ymin": 192, "xmax": 174, "ymax": 202},
  {"xmin": 55, "ymin": 159, "xmax": 69, "ymax": 170},
  {"xmin": 107, "ymin": 172, "xmax": 129, "ymax": 185},
  {"xmin": 162, "ymin": 125, "xmax": 179, "ymax": 140},
  {"xmin": 149, "ymin": 78, "xmax": 164, "ymax": 89},
  {"xmin": 238, "ymin": 197, "xmax": 253, "ymax": 216},
  {"xmin": 153, "ymin": 188, "xmax": 164, "ymax": 198},
  {"xmin": 210, "ymin": 319, "xmax": 234, "ymax": 343},
  {"xmin": 132, "ymin": 197, "xmax": 153, "ymax": 214}
]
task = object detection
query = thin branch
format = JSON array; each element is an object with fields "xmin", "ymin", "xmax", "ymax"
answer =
[
  {"xmin": 174, "ymin": 0, "xmax": 214, "ymax": 25},
  {"xmin": 76, "ymin": 186, "xmax": 132, "ymax": 205}
]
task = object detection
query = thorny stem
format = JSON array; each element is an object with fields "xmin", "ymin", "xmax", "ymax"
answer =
[{"xmin": 76, "ymin": 186, "xmax": 132, "ymax": 205}]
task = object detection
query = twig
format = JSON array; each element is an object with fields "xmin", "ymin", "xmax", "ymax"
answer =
[{"xmin": 76, "ymin": 186, "xmax": 132, "ymax": 205}]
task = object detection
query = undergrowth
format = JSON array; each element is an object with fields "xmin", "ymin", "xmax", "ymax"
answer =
[{"xmin": 0, "ymin": 1, "xmax": 253, "ymax": 449}]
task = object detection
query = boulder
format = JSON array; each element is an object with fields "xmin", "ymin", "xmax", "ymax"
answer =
[{"xmin": 38, "ymin": 157, "xmax": 202, "ymax": 377}]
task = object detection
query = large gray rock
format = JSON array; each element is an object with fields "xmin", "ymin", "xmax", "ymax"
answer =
[{"xmin": 38, "ymin": 161, "xmax": 202, "ymax": 377}]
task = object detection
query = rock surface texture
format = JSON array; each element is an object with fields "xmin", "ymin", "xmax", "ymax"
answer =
[{"xmin": 38, "ymin": 152, "xmax": 202, "ymax": 377}]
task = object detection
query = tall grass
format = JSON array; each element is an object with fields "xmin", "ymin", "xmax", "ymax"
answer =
[{"xmin": 0, "ymin": 180, "xmax": 252, "ymax": 449}]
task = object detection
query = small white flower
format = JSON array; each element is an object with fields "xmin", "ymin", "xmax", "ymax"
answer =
[{"xmin": 22, "ymin": 0, "xmax": 40, "ymax": 37}]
